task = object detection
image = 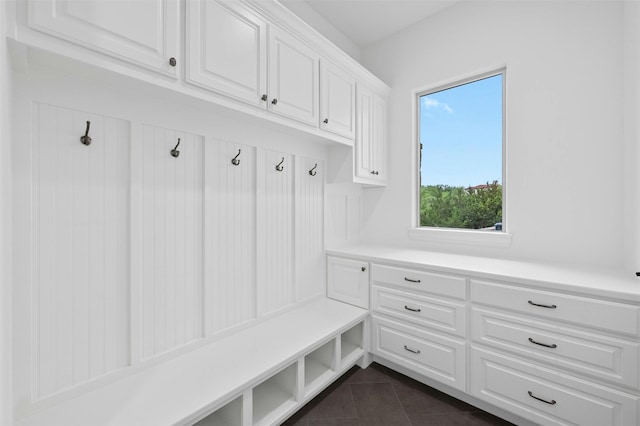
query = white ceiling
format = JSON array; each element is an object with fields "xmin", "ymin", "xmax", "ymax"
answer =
[{"xmin": 281, "ymin": 0, "xmax": 460, "ymax": 49}]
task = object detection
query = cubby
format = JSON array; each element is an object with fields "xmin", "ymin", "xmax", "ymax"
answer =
[
  {"xmin": 341, "ymin": 322, "xmax": 364, "ymax": 366},
  {"xmin": 252, "ymin": 364, "xmax": 298, "ymax": 426},
  {"xmin": 195, "ymin": 396, "xmax": 243, "ymax": 426},
  {"xmin": 304, "ymin": 339, "xmax": 336, "ymax": 395}
]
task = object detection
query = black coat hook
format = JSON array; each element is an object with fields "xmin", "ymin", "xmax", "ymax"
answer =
[
  {"xmin": 80, "ymin": 121, "xmax": 92, "ymax": 146},
  {"xmin": 171, "ymin": 138, "xmax": 181, "ymax": 158},
  {"xmin": 275, "ymin": 157, "xmax": 285, "ymax": 172},
  {"xmin": 309, "ymin": 163, "xmax": 318, "ymax": 176},
  {"xmin": 231, "ymin": 149, "xmax": 241, "ymax": 166}
]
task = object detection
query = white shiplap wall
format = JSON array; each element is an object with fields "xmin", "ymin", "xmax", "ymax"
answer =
[
  {"xmin": 139, "ymin": 125, "xmax": 204, "ymax": 360},
  {"xmin": 30, "ymin": 103, "xmax": 131, "ymax": 399},
  {"xmin": 205, "ymin": 140, "xmax": 257, "ymax": 335},
  {"xmin": 14, "ymin": 100, "xmax": 326, "ymax": 413},
  {"xmin": 256, "ymin": 149, "xmax": 295, "ymax": 316},
  {"xmin": 295, "ymin": 156, "xmax": 324, "ymax": 302}
]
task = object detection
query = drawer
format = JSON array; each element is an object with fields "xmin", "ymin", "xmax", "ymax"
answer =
[
  {"xmin": 371, "ymin": 264, "xmax": 466, "ymax": 300},
  {"xmin": 371, "ymin": 285, "xmax": 466, "ymax": 337},
  {"xmin": 371, "ymin": 315, "xmax": 466, "ymax": 391},
  {"xmin": 471, "ymin": 346, "xmax": 639, "ymax": 426},
  {"xmin": 471, "ymin": 280, "xmax": 640, "ymax": 337},
  {"xmin": 471, "ymin": 307, "xmax": 639, "ymax": 389}
]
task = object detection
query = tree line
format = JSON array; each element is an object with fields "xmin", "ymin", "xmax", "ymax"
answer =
[{"xmin": 420, "ymin": 182, "xmax": 502, "ymax": 229}]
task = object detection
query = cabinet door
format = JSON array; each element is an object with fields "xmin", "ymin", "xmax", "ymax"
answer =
[
  {"xmin": 268, "ymin": 26, "xmax": 320, "ymax": 126},
  {"xmin": 327, "ymin": 257, "xmax": 369, "ymax": 309},
  {"xmin": 354, "ymin": 86, "xmax": 375, "ymax": 179},
  {"xmin": 186, "ymin": 0, "xmax": 268, "ymax": 108},
  {"xmin": 28, "ymin": 0, "xmax": 179, "ymax": 77},
  {"xmin": 320, "ymin": 61, "xmax": 356, "ymax": 140},
  {"xmin": 355, "ymin": 86, "xmax": 387, "ymax": 185},
  {"xmin": 372, "ymin": 95, "xmax": 388, "ymax": 181}
]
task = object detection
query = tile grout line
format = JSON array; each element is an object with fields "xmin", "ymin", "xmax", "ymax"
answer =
[
  {"xmin": 384, "ymin": 368, "xmax": 414, "ymax": 426},
  {"xmin": 346, "ymin": 381, "xmax": 360, "ymax": 423}
]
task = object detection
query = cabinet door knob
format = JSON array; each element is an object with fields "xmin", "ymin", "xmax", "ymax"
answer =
[
  {"xmin": 169, "ymin": 57, "xmax": 177, "ymax": 67},
  {"xmin": 361, "ymin": 266, "xmax": 366, "ymax": 272},
  {"xmin": 271, "ymin": 98, "xmax": 278, "ymax": 105},
  {"xmin": 370, "ymin": 171, "xmax": 376, "ymax": 175},
  {"xmin": 323, "ymin": 118, "xmax": 329, "ymax": 124},
  {"xmin": 261, "ymin": 94, "xmax": 268, "ymax": 102}
]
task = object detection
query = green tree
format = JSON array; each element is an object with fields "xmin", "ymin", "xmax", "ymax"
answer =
[{"xmin": 420, "ymin": 182, "xmax": 502, "ymax": 229}]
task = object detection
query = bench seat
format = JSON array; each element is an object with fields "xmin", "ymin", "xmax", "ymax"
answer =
[{"xmin": 16, "ymin": 298, "xmax": 369, "ymax": 426}]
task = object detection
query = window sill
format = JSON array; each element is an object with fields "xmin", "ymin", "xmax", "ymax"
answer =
[{"xmin": 408, "ymin": 227, "xmax": 512, "ymax": 248}]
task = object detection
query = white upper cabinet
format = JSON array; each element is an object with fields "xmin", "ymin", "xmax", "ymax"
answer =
[
  {"xmin": 28, "ymin": 0, "xmax": 180, "ymax": 77},
  {"xmin": 320, "ymin": 61, "xmax": 356, "ymax": 140},
  {"xmin": 268, "ymin": 26, "xmax": 320, "ymax": 126},
  {"xmin": 186, "ymin": 0, "xmax": 268, "ymax": 107},
  {"xmin": 355, "ymin": 85, "xmax": 387, "ymax": 186},
  {"xmin": 20, "ymin": 0, "xmax": 389, "ymax": 145}
]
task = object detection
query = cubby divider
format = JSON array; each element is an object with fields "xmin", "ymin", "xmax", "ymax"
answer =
[
  {"xmin": 252, "ymin": 364, "xmax": 298, "ymax": 426},
  {"xmin": 304, "ymin": 339, "xmax": 336, "ymax": 396},
  {"xmin": 194, "ymin": 396, "xmax": 243, "ymax": 426},
  {"xmin": 341, "ymin": 322, "xmax": 364, "ymax": 366}
]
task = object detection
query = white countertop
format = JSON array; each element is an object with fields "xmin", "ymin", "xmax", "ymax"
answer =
[{"xmin": 327, "ymin": 244, "xmax": 640, "ymax": 303}]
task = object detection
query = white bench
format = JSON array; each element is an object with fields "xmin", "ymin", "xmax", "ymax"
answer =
[{"xmin": 15, "ymin": 298, "xmax": 369, "ymax": 426}]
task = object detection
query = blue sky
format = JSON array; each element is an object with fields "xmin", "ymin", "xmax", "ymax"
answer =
[{"xmin": 420, "ymin": 74, "xmax": 503, "ymax": 187}]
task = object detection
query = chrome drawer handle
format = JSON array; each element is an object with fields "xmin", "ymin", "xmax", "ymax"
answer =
[
  {"xmin": 528, "ymin": 300, "xmax": 557, "ymax": 309},
  {"xmin": 528, "ymin": 391, "xmax": 556, "ymax": 405},
  {"xmin": 528, "ymin": 337, "xmax": 557, "ymax": 349},
  {"xmin": 404, "ymin": 305, "xmax": 421, "ymax": 313},
  {"xmin": 404, "ymin": 345, "xmax": 421, "ymax": 354},
  {"xmin": 404, "ymin": 277, "xmax": 421, "ymax": 283}
]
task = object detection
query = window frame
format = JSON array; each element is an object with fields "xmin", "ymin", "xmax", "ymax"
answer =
[{"xmin": 410, "ymin": 68, "xmax": 511, "ymax": 247}]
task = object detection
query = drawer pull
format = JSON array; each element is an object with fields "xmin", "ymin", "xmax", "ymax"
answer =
[
  {"xmin": 528, "ymin": 337, "xmax": 557, "ymax": 349},
  {"xmin": 404, "ymin": 305, "xmax": 421, "ymax": 313},
  {"xmin": 404, "ymin": 277, "xmax": 421, "ymax": 283},
  {"xmin": 528, "ymin": 300, "xmax": 557, "ymax": 309},
  {"xmin": 404, "ymin": 345, "xmax": 421, "ymax": 354},
  {"xmin": 528, "ymin": 391, "xmax": 557, "ymax": 405}
]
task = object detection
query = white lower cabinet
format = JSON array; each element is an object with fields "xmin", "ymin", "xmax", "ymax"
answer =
[
  {"xmin": 327, "ymin": 256, "xmax": 370, "ymax": 309},
  {"xmin": 471, "ymin": 346, "xmax": 639, "ymax": 426},
  {"xmin": 471, "ymin": 306, "xmax": 639, "ymax": 388},
  {"xmin": 371, "ymin": 284, "xmax": 466, "ymax": 337},
  {"xmin": 371, "ymin": 315, "xmax": 466, "ymax": 391},
  {"xmin": 471, "ymin": 279, "xmax": 640, "ymax": 426},
  {"xmin": 350, "ymin": 257, "xmax": 640, "ymax": 426}
]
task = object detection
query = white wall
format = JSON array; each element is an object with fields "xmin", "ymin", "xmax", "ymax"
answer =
[
  {"xmin": 623, "ymin": 1, "xmax": 640, "ymax": 274},
  {"xmin": 280, "ymin": 0, "xmax": 362, "ymax": 63},
  {"xmin": 10, "ymin": 51, "xmax": 329, "ymax": 417},
  {"xmin": 360, "ymin": 1, "xmax": 626, "ymax": 268},
  {"xmin": 0, "ymin": 0, "xmax": 12, "ymax": 422}
]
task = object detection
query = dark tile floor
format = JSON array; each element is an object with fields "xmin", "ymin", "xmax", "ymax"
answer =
[{"xmin": 282, "ymin": 363, "xmax": 515, "ymax": 426}]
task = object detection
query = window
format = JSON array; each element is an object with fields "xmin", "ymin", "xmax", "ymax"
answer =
[{"xmin": 417, "ymin": 71, "xmax": 505, "ymax": 232}]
